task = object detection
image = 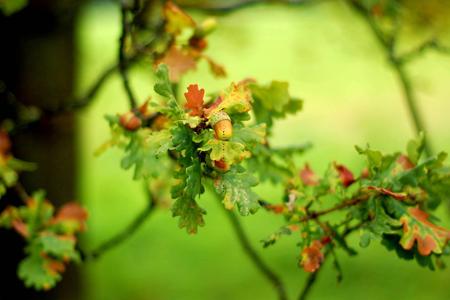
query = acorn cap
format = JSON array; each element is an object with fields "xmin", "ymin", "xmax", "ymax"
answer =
[{"xmin": 209, "ymin": 111, "xmax": 231, "ymax": 126}]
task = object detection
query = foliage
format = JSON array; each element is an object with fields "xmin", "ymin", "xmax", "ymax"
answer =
[
  {"xmin": 262, "ymin": 135, "xmax": 450, "ymax": 273},
  {"xmin": 0, "ymin": 190, "xmax": 87, "ymax": 290}
]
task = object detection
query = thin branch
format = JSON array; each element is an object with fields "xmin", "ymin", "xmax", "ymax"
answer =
[
  {"xmin": 83, "ymin": 191, "xmax": 157, "ymax": 261},
  {"xmin": 119, "ymin": 2, "xmax": 138, "ymax": 109},
  {"xmin": 347, "ymin": 0, "xmax": 433, "ymax": 157},
  {"xmin": 225, "ymin": 209, "xmax": 288, "ymax": 300},
  {"xmin": 62, "ymin": 52, "xmax": 148, "ymax": 112},
  {"xmin": 260, "ymin": 195, "xmax": 368, "ymax": 223},
  {"xmin": 179, "ymin": 0, "xmax": 312, "ymax": 14}
]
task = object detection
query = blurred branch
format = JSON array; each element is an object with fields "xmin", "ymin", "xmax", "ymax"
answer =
[
  {"xmin": 225, "ymin": 209, "xmax": 288, "ymax": 300},
  {"xmin": 399, "ymin": 39, "xmax": 450, "ymax": 64},
  {"xmin": 348, "ymin": 0, "xmax": 433, "ymax": 157},
  {"xmin": 119, "ymin": 1, "xmax": 138, "ymax": 109},
  {"xmin": 83, "ymin": 190, "xmax": 157, "ymax": 261},
  {"xmin": 178, "ymin": 0, "xmax": 316, "ymax": 14},
  {"xmin": 63, "ymin": 56, "xmax": 140, "ymax": 112}
]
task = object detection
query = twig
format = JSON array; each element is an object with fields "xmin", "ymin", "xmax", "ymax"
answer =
[
  {"xmin": 62, "ymin": 56, "xmax": 139, "ymax": 112},
  {"xmin": 260, "ymin": 195, "xmax": 368, "ymax": 223},
  {"xmin": 83, "ymin": 191, "xmax": 157, "ymax": 260},
  {"xmin": 119, "ymin": 2, "xmax": 138, "ymax": 109},
  {"xmin": 348, "ymin": 0, "xmax": 433, "ymax": 157},
  {"xmin": 224, "ymin": 208, "xmax": 288, "ymax": 300}
]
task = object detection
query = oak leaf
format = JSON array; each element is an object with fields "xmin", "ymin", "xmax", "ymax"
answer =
[
  {"xmin": 156, "ymin": 46, "xmax": 196, "ymax": 82},
  {"xmin": 400, "ymin": 207, "xmax": 450, "ymax": 256},
  {"xmin": 300, "ymin": 240, "xmax": 324, "ymax": 272},
  {"xmin": 299, "ymin": 164, "xmax": 319, "ymax": 186},
  {"xmin": 184, "ymin": 84, "xmax": 205, "ymax": 116},
  {"xmin": 163, "ymin": 1, "xmax": 195, "ymax": 34}
]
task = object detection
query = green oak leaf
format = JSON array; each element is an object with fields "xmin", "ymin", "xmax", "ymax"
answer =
[
  {"xmin": 121, "ymin": 129, "xmax": 172, "ymax": 179},
  {"xmin": 214, "ymin": 166, "xmax": 260, "ymax": 215},
  {"xmin": 231, "ymin": 124, "xmax": 266, "ymax": 146},
  {"xmin": 18, "ymin": 253, "xmax": 62, "ymax": 291},
  {"xmin": 206, "ymin": 81, "xmax": 252, "ymax": 116},
  {"xmin": 249, "ymin": 80, "xmax": 302, "ymax": 129},
  {"xmin": 170, "ymin": 124, "xmax": 205, "ymax": 234},
  {"xmin": 199, "ymin": 139, "xmax": 250, "ymax": 165},
  {"xmin": 171, "ymin": 196, "xmax": 205, "ymax": 234},
  {"xmin": 0, "ymin": 0, "xmax": 27, "ymax": 15},
  {"xmin": 407, "ymin": 132, "xmax": 425, "ymax": 165},
  {"xmin": 36, "ymin": 234, "xmax": 80, "ymax": 262},
  {"xmin": 399, "ymin": 206, "xmax": 450, "ymax": 256},
  {"xmin": 153, "ymin": 64, "xmax": 183, "ymax": 118}
]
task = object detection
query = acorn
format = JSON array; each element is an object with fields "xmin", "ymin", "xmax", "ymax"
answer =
[
  {"xmin": 210, "ymin": 111, "xmax": 232, "ymax": 140},
  {"xmin": 119, "ymin": 111, "xmax": 142, "ymax": 131},
  {"xmin": 214, "ymin": 159, "xmax": 230, "ymax": 172},
  {"xmin": 189, "ymin": 36, "xmax": 208, "ymax": 51}
]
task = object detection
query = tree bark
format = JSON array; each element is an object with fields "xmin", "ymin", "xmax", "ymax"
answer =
[{"xmin": 0, "ymin": 1, "xmax": 81, "ymax": 299}]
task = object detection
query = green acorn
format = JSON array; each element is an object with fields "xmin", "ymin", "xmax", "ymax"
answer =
[{"xmin": 210, "ymin": 111, "xmax": 232, "ymax": 140}]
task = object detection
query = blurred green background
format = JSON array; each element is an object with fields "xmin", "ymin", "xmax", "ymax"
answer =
[{"xmin": 75, "ymin": 1, "xmax": 450, "ymax": 299}]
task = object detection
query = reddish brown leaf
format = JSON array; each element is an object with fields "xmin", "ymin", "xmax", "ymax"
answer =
[
  {"xmin": 265, "ymin": 204, "xmax": 286, "ymax": 214},
  {"xmin": 288, "ymin": 224, "xmax": 300, "ymax": 231},
  {"xmin": 320, "ymin": 236, "xmax": 332, "ymax": 245},
  {"xmin": 300, "ymin": 240, "xmax": 324, "ymax": 272},
  {"xmin": 299, "ymin": 164, "xmax": 319, "ymax": 186},
  {"xmin": 163, "ymin": 1, "xmax": 196, "ymax": 34},
  {"xmin": 156, "ymin": 46, "xmax": 196, "ymax": 82},
  {"xmin": 334, "ymin": 163, "xmax": 355, "ymax": 187},
  {"xmin": 45, "ymin": 259, "xmax": 66, "ymax": 277},
  {"xmin": 400, "ymin": 207, "xmax": 450, "ymax": 256},
  {"xmin": 397, "ymin": 154, "xmax": 415, "ymax": 170},
  {"xmin": 0, "ymin": 130, "xmax": 11, "ymax": 155},
  {"xmin": 203, "ymin": 55, "xmax": 227, "ymax": 78},
  {"xmin": 203, "ymin": 96, "xmax": 223, "ymax": 116},
  {"xmin": 367, "ymin": 186, "xmax": 407, "ymax": 200},
  {"xmin": 184, "ymin": 84, "xmax": 205, "ymax": 116},
  {"xmin": 360, "ymin": 167, "xmax": 370, "ymax": 179},
  {"xmin": 12, "ymin": 219, "xmax": 29, "ymax": 237},
  {"xmin": 52, "ymin": 202, "xmax": 88, "ymax": 231}
]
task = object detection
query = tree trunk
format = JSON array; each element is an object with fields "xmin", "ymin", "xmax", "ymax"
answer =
[{"xmin": 0, "ymin": 1, "xmax": 81, "ymax": 299}]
